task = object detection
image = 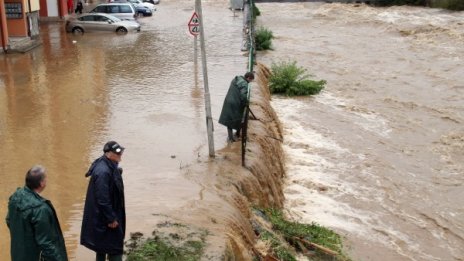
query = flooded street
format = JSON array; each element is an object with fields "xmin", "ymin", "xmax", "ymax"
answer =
[
  {"xmin": 257, "ymin": 2, "xmax": 464, "ymax": 261},
  {"xmin": 2, "ymin": 1, "xmax": 463, "ymax": 260},
  {"xmin": 0, "ymin": 0, "xmax": 248, "ymax": 259}
]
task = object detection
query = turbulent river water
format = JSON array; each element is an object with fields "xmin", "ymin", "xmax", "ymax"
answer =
[
  {"xmin": 1, "ymin": 1, "xmax": 463, "ymax": 261},
  {"xmin": 256, "ymin": 2, "xmax": 464, "ymax": 261}
]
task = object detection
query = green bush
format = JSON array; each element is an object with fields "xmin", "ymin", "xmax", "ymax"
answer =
[
  {"xmin": 269, "ymin": 61, "xmax": 326, "ymax": 96},
  {"xmin": 375, "ymin": 0, "xmax": 464, "ymax": 10},
  {"xmin": 252, "ymin": 2, "xmax": 261, "ymax": 19},
  {"xmin": 255, "ymin": 27, "xmax": 273, "ymax": 51},
  {"xmin": 375, "ymin": 0, "xmax": 426, "ymax": 6},
  {"xmin": 439, "ymin": 0, "xmax": 464, "ymax": 10}
]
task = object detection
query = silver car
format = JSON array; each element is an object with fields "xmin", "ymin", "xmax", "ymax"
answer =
[{"xmin": 65, "ymin": 13, "xmax": 141, "ymax": 34}]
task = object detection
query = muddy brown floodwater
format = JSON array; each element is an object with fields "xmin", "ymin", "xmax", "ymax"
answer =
[
  {"xmin": 0, "ymin": 0, "xmax": 251, "ymax": 259},
  {"xmin": 2, "ymin": 1, "xmax": 463, "ymax": 261},
  {"xmin": 256, "ymin": 2, "xmax": 464, "ymax": 261}
]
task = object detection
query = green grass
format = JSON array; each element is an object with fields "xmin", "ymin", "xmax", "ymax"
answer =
[
  {"xmin": 255, "ymin": 27, "xmax": 274, "ymax": 51},
  {"xmin": 269, "ymin": 61, "xmax": 326, "ymax": 96},
  {"xmin": 253, "ymin": 208, "xmax": 351, "ymax": 261},
  {"xmin": 126, "ymin": 230, "xmax": 206, "ymax": 261},
  {"xmin": 260, "ymin": 231, "xmax": 298, "ymax": 261}
]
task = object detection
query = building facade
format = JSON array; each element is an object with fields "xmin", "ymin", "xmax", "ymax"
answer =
[{"xmin": 0, "ymin": 0, "xmax": 68, "ymax": 51}]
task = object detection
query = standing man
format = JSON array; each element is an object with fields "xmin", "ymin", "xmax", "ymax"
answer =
[
  {"xmin": 219, "ymin": 72, "xmax": 254, "ymax": 142},
  {"xmin": 81, "ymin": 141, "xmax": 126, "ymax": 261},
  {"xmin": 6, "ymin": 165, "xmax": 68, "ymax": 261},
  {"xmin": 75, "ymin": 0, "xmax": 83, "ymax": 14}
]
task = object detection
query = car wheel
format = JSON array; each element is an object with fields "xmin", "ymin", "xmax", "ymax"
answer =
[
  {"xmin": 116, "ymin": 27, "xmax": 128, "ymax": 34},
  {"xmin": 72, "ymin": 27, "xmax": 84, "ymax": 34}
]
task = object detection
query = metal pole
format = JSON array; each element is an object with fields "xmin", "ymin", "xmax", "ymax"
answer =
[{"xmin": 195, "ymin": 0, "xmax": 215, "ymax": 157}]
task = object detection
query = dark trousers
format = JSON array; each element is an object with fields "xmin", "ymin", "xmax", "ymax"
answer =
[{"xmin": 96, "ymin": 253, "xmax": 122, "ymax": 261}]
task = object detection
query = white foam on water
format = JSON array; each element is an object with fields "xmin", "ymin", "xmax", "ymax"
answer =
[
  {"xmin": 314, "ymin": 92, "xmax": 392, "ymax": 137},
  {"xmin": 274, "ymin": 98, "xmax": 374, "ymax": 234},
  {"xmin": 273, "ymin": 96, "xmax": 435, "ymax": 259}
]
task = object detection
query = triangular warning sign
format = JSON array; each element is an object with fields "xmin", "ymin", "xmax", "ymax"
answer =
[{"xmin": 188, "ymin": 12, "xmax": 199, "ymax": 25}]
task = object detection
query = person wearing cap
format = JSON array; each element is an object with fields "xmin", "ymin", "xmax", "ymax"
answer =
[
  {"xmin": 219, "ymin": 72, "xmax": 254, "ymax": 142},
  {"xmin": 81, "ymin": 141, "xmax": 126, "ymax": 261},
  {"xmin": 6, "ymin": 165, "xmax": 68, "ymax": 261}
]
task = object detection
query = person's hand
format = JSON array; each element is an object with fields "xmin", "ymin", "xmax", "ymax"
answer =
[{"xmin": 108, "ymin": 220, "xmax": 119, "ymax": 228}]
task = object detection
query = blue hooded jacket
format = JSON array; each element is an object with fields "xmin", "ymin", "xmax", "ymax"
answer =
[{"xmin": 80, "ymin": 155, "xmax": 125, "ymax": 255}]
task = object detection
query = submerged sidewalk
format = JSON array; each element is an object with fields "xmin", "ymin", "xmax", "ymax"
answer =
[{"xmin": 2, "ymin": 37, "xmax": 42, "ymax": 54}]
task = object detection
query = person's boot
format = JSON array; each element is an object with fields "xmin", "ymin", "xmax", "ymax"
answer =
[
  {"xmin": 227, "ymin": 128, "xmax": 236, "ymax": 142},
  {"xmin": 235, "ymin": 128, "xmax": 241, "ymax": 140}
]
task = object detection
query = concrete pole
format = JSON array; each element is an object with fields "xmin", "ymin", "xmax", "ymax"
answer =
[
  {"xmin": 194, "ymin": 5, "xmax": 198, "ymax": 66},
  {"xmin": 195, "ymin": 0, "xmax": 215, "ymax": 157}
]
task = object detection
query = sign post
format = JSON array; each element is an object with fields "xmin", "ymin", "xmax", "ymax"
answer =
[{"xmin": 190, "ymin": 2, "xmax": 215, "ymax": 157}]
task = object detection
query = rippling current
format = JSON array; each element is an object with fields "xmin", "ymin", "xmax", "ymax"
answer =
[
  {"xmin": 257, "ymin": 3, "xmax": 463, "ymax": 261},
  {"xmin": 1, "ymin": 1, "xmax": 462, "ymax": 260}
]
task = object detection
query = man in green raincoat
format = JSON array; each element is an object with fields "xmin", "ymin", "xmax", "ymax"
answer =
[
  {"xmin": 219, "ymin": 72, "xmax": 255, "ymax": 142},
  {"xmin": 6, "ymin": 165, "xmax": 68, "ymax": 261}
]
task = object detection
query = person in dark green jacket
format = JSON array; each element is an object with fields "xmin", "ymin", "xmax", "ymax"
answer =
[
  {"xmin": 6, "ymin": 165, "xmax": 68, "ymax": 261},
  {"xmin": 219, "ymin": 72, "xmax": 255, "ymax": 142}
]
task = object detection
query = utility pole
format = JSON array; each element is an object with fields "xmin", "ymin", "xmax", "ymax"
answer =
[{"xmin": 195, "ymin": 0, "xmax": 215, "ymax": 157}]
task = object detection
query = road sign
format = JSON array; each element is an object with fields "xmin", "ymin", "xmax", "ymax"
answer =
[
  {"xmin": 188, "ymin": 12, "xmax": 200, "ymax": 36},
  {"xmin": 188, "ymin": 12, "xmax": 199, "ymax": 25},
  {"xmin": 189, "ymin": 25, "xmax": 200, "ymax": 36}
]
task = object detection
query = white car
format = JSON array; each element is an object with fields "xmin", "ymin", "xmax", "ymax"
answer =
[
  {"xmin": 66, "ymin": 13, "xmax": 141, "ymax": 34},
  {"xmin": 128, "ymin": 0, "xmax": 156, "ymax": 12},
  {"xmin": 143, "ymin": 0, "xmax": 159, "ymax": 5}
]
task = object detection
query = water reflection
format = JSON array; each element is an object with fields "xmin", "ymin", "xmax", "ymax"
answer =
[{"xmin": 1, "ymin": 0, "xmax": 248, "ymax": 259}]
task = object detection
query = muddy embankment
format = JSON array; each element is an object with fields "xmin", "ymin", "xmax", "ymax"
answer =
[{"xmin": 161, "ymin": 63, "xmax": 286, "ymax": 260}]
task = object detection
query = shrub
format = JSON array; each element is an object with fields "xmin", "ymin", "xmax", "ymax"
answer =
[
  {"xmin": 440, "ymin": 0, "xmax": 464, "ymax": 10},
  {"xmin": 255, "ymin": 27, "xmax": 273, "ymax": 51},
  {"xmin": 252, "ymin": 2, "xmax": 261, "ymax": 19},
  {"xmin": 375, "ymin": 0, "xmax": 426, "ymax": 6},
  {"xmin": 269, "ymin": 61, "xmax": 326, "ymax": 96}
]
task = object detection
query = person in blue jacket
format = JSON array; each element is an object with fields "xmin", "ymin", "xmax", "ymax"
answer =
[
  {"xmin": 6, "ymin": 165, "xmax": 68, "ymax": 261},
  {"xmin": 81, "ymin": 141, "xmax": 126, "ymax": 261}
]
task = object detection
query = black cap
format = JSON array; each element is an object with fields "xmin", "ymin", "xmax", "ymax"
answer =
[{"xmin": 103, "ymin": 141, "xmax": 125, "ymax": 155}]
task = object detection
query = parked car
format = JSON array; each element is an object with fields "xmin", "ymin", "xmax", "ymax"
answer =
[
  {"xmin": 66, "ymin": 13, "xmax": 141, "ymax": 34},
  {"xmin": 90, "ymin": 3, "xmax": 137, "ymax": 21},
  {"xmin": 128, "ymin": 0, "xmax": 156, "ymax": 12},
  {"xmin": 109, "ymin": 0, "xmax": 154, "ymax": 16},
  {"xmin": 143, "ymin": 0, "xmax": 159, "ymax": 4},
  {"xmin": 134, "ymin": 5, "xmax": 153, "ymax": 17}
]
